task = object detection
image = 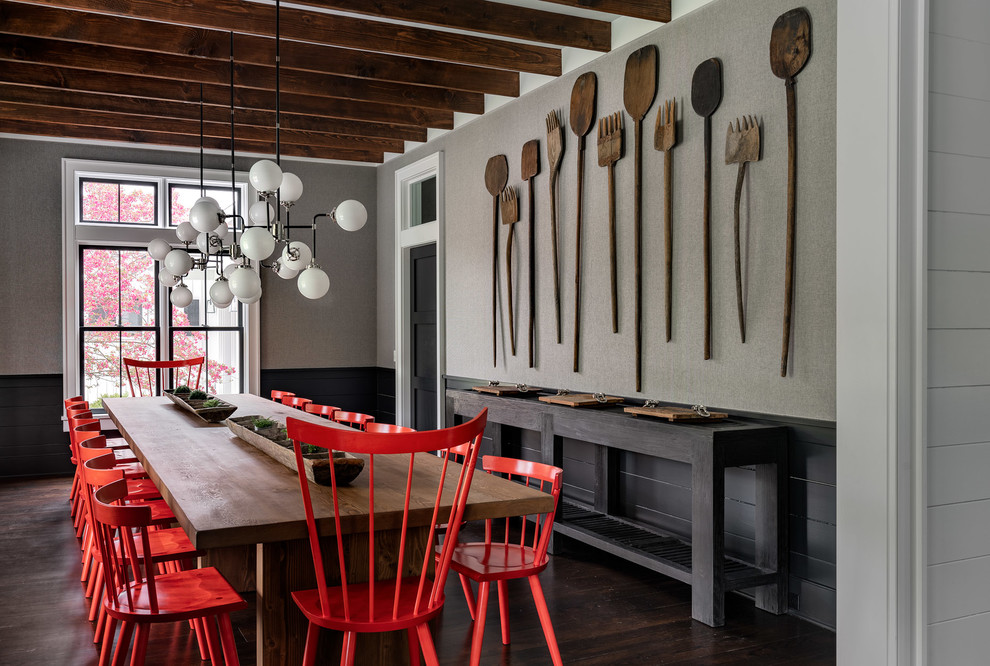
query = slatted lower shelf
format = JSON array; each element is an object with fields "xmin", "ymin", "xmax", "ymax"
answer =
[{"xmin": 556, "ymin": 501, "xmax": 776, "ymax": 591}]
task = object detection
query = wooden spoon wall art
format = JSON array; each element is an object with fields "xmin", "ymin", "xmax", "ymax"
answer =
[
  {"xmin": 569, "ymin": 72, "xmax": 597, "ymax": 373},
  {"xmin": 691, "ymin": 58, "xmax": 723, "ymax": 361},
  {"xmin": 500, "ymin": 186, "xmax": 520, "ymax": 355},
  {"xmin": 485, "ymin": 154, "xmax": 508, "ymax": 367},
  {"xmin": 770, "ymin": 7, "xmax": 812, "ymax": 376},
  {"xmin": 623, "ymin": 45, "xmax": 658, "ymax": 392},
  {"xmin": 545, "ymin": 111, "xmax": 565, "ymax": 344},
  {"xmin": 521, "ymin": 140, "xmax": 540, "ymax": 368}
]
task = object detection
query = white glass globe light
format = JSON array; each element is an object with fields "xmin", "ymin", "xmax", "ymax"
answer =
[
  {"xmin": 163, "ymin": 249, "xmax": 193, "ymax": 276},
  {"xmin": 213, "ymin": 221, "xmax": 229, "ymax": 239},
  {"xmin": 239, "ymin": 227, "xmax": 276, "ymax": 261},
  {"xmin": 228, "ymin": 266, "xmax": 262, "ymax": 300},
  {"xmin": 334, "ymin": 199, "xmax": 368, "ymax": 232},
  {"xmin": 175, "ymin": 221, "xmax": 198, "ymax": 243},
  {"xmin": 170, "ymin": 284, "xmax": 193, "ymax": 308},
  {"xmin": 223, "ymin": 262, "xmax": 241, "ymax": 279},
  {"xmin": 148, "ymin": 238, "xmax": 171, "ymax": 262},
  {"xmin": 281, "ymin": 242, "xmax": 312, "ymax": 271},
  {"xmin": 209, "ymin": 279, "xmax": 234, "ymax": 308},
  {"xmin": 249, "ymin": 159, "xmax": 282, "ymax": 193},
  {"xmin": 158, "ymin": 269, "xmax": 180, "ymax": 288},
  {"xmin": 195, "ymin": 232, "xmax": 221, "ymax": 256},
  {"xmin": 274, "ymin": 261, "xmax": 299, "ymax": 280},
  {"xmin": 297, "ymin": 266, "xmax": 330, "ymax": 299},
  {"xmin": 279, "ymin": 172, "xmax": 304, "ymax": 205},
  {"xmin": 248, "ymin": 201, "xmax": 275, "ymax": 227},
  {"xmin": 238, "ymin": 288, "xmax": 262, "ymax": 305},
  {"xmin": 189, "ymin": 197, "xmax": 222, "ymax": 233}
]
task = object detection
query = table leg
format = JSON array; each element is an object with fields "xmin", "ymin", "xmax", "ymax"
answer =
[
  {"xmin": 755, "ymin": 460, "xmax": 789, "ymax": 614},
  {"xmin": 691, "ymin": 446, "xmax": 725, "ymax": 627}
]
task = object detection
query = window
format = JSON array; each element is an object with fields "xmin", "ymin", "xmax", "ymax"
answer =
[{"xmin": 63, "ymin": 159, "xmax": 258, "ymax": 405}]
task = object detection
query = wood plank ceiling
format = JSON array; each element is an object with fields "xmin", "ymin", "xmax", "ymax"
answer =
[{"xmin": 0, "ymin": 0, "xmax": 670, "ymax": 163}]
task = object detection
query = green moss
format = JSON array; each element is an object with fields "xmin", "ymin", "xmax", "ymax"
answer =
[
  {"xmin": 173, "ymin": 385, "xmax": 192, "ymax": 394},
  {"xmin": 189, "ymin": 389, "xmax": 208, "ymax": 400},
  {"xmin": 202, "ymin": 398, "xmax": 222, "ymax": 408},
  {"xmin": 253, "ymin": 417, "xmax": 277, "ymax": 429}
]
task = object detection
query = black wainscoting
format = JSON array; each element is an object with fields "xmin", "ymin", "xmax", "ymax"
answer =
[
  {"xmin": 0, "ymin": 374, "xmax": 71, "ymax": 478},
  {"xmin": 260, "ymin": 367, "xmax": 396, "ymax": 424},
  {"xmin": 445, "ymin": 375, "xmax": 836, "ymax": 631}
]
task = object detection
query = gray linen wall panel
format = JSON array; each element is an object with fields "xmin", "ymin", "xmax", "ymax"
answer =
[
  {"xmin": 378, "ymin": 0, "xmax": 837, "ymax": 422},
  {"xmin": 927, "ymin": 0, "xmax": 990, "ymax": 661}
]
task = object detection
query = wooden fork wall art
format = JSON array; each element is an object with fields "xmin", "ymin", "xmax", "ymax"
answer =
[
  {"xmin": 654, "ymin": 98, "xmax": 678, "ymax": 343},
  {"xmin": 597, "ymin": 111, "xmax": 624, "ymax": 334},
  {"xmin": 725, "ymin": 116, "xmax": 761, "ymax": 343},
  {"xmin": 500, "ymin": 187, "xmax": 520, "ymax": 356}
]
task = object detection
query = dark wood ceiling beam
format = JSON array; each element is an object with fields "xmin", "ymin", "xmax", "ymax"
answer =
[
  {"xmin": 0, "ymin": 84, "xmax": 426, "ymax": 143},
  {"xmin": 538, "ymin": 0, "xmax": 671, "ymax": 22},
  {"xmin": 287, "ymin": 0, "xmax": 611, "ymax": 52},
  {"xmin": 0, "ymin": 100, "xmax": 405, "ymax": 153},
  {"xmin": 0, "ymin": 2, "xmax": 519, "ymax": 96},
  {"xmin": 0, "ymin": 34, "xmax": 484, "ymax": 113},
  {"xmin": 0, "ymin": 61, "xmax": 452, "ymax": 130},
  {"xmin": 9, "ymin": 0, "xmax": 562, "ymax": 75},
  {"xmin": 0, "ymin": 117, "xmax": 385, "ymax": 162}
]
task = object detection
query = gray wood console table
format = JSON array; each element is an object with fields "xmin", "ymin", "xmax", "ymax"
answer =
[{"xmin": 447, "ymin": 389, "xmax": 789, "ymax": 627}]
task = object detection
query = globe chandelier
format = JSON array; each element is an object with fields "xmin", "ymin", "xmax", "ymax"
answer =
[{"xmin": 147, "ymin": 3, "xmax": 367, "ymax": 308}]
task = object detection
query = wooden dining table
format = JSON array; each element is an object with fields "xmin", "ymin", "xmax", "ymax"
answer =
[{"xmin": 103, "ymin": 393, "xmax": 554, "ymax": 665}]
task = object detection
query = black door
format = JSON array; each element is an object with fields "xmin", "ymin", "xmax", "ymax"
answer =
[{"xmin": 409, "ymin": 244, "xmax": 437, "ymax": 430}]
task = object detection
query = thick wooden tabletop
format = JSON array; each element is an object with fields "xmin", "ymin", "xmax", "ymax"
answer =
[{"xmin": 103, "ymin": 394, "xmax": 553, "ymax": 550}]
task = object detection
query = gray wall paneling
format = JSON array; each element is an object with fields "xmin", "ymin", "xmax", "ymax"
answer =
[{"xmin": 926, "ymin": 0, "xmax": 990, "ymax": 660}]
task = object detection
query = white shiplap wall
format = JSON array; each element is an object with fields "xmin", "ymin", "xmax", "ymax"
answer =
[{"xmin": 927, "ymin": 1, "xmax": 990, "ymax": 662}]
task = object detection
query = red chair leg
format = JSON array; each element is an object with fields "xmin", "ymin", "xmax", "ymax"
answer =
[
  {"xmin": 202, "ymin": 616, "xmax": 223, "ymax": 665},
  {"xmin": 130, "ymin": 624, "xmax": 149, "ymax": 666},
  {"xmin": 469, "ymin": 581, "xmax": 491, "ymax": 666},
  {"xmin": 191, "ymin": 618, "xmax": 209, "ymax": 661},
  {"xmin": 94, "ymin": 597, "xmax": 107, "ymax": 644},
  {"xmin": 407, "ymin": 626, "xmax": 421, "ymax": 666},
  {"xmin": 302, "ymin": 622, "xmax": 319, "ymax": 666},
  {"xmin": 497, "ymin": 579, "xmax": 511, "ymax": 645},
  {"xmin": 218, "ymin": 614, "xmax": 241, "ymax": 666},
  {"xmin": 459, "ymin": 573, "xmax": 477, "ymax": 620},
  {"xmin": 528, "ymin": 575, "xmax": 562, "ymax": 666},
  {"xmin": 341, "ymin": 631, "xmax": 357, "ymax": 666},
  {"xmin": 416, "ymin": 622, "xmax": 440, "ymax": 666},
  {"xmin": 89, "ymin": 566, "xmax": 104, "ymax": 620},
  {"xmin": 112, "ymin": 620, "xmax": 134, "ymax": 666},
  {"xmin": 100, "ymin": 617, "xmax": 117, "ymax": 666}
]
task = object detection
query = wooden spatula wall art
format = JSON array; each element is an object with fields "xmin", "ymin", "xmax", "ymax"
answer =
[
  {"xmin": 485, "ymin": 154, "xmax": 508, "ymax": 367},
  {"xmin": 623, "ymin": 45, "xmax": 658, "ymax": 392},
  {"xmin": 569, "ymin": 72, "xmax": 597, "ymax": 373},
  {"xmin": 770, "ymin": 8, "xmax": 812, "ymax": 376},
  {"xmin": 500, "ymin": 187, "xmax": 520, "ymax": 356},
  {"xmin": 545, "ymin": 111, "xmax": 565, "ymax": 344},
  {"xmin": 521, "ymin": 140, "xmax": 540, "ymax": 368},
  {"xmin": 691, "ymin": 58, "xmax": 722, "ymax": 361}
]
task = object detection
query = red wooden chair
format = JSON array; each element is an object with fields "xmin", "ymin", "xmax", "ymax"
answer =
[
  {"xmin": 446, "ymin": 456, "xmax": 564, "ymax": 666},
  {"xmin": 285, "ymin": 408, "xmax": 488, "ymax": 666},
  {"xmin": 303, "ymin": 403, "xmax": 340, "ymax": 420},
  {"xmin": 271, "ymin": 390, "xmax": 296, "ymax": 403},
  {"xmin": 364, "ymin": 422, "xmax": 416, "ymax": 434},
  {"xmin": 123, "ymin": 356, "xmax": 204, "ymax": 397},
  {"xmin": 284, "ymin": 396, "xmax": 313, "ymax": 411},
  {"xmin": 91, "ymin": 478, "xmax": 247, "ymax": 666},
  {"xmin": 332, "ymin": 410, "xmax": 375, "ymax": 431}
]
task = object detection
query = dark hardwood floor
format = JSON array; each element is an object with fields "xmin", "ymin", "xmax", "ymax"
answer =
[{"xmin": 0, "ymin": 477, "xmax": 835, "ymax": 665}]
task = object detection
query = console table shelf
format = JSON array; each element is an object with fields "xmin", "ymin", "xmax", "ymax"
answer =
[{"xmin": 447, "ymin": 389, "xmax": 789, "ymax": 627}]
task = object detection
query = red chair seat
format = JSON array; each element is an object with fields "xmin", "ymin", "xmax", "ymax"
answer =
[
  {"xmin": 292, "ymin": 577, "xmax": 446, "ymax": 634},
  {"xmin": 105, "ymin": 567, "xmax": 245, "ymax": 622},
  {"xmin": 449, "ymin": 543, "xmax": 549, "ymax": 581},
  {"xmin": 113, "ymin": 528, "xmax": 199, "ymax": 561}
]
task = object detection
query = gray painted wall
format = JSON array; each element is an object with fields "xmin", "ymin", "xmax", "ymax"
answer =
[
  {"xmin": 378, "ymin": 0, "xmax": 837, "ymax": 421},
  {"xmin": 0, "ymin": 137, "xmax": 378, "ymax": 376},
  {"xmin": 926, "ymin": 1, "xmax": 990, "ymax": 661}
]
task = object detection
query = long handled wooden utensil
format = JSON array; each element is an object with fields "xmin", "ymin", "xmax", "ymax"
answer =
[
  {"xmin": 654, "ymin": 98, "xmax": 678, "ymax": 342},
  {"xmin": 597, "ymin": 111, "xmax": 624, "ymax": 334},
  {"xmin": 725, "ymin": 116, "xmax": 761, "ymax": 343},
  {"xmin": 521, "ymin": 139, "xmax": 540, "ymax": 368},
  {"xmin": 501, "ymin": 187, "xmax": 520, "ymax": 355},
  {"xmin": 569, "ymin": 72, "xmax": 597, "ymax": 373},
  {"xmin": 485, "ymin": 154, "xmax": 508, "ymax": 367},
  {"xmin": 691, "ymin": 58, "xmax": 722, "ymax": 361},
  {"xmin": 545, "ymin": 111, "xmax": 565, "ymax": 344},
  {"xmin": 624, "ymin": 45, "xmax": 658, "ymax": 391},
  {"xmin": 770, "ymin": 8, "xmax": 812, "ymax": 376}
]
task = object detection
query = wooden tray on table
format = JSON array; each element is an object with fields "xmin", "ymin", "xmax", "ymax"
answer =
[
  {"xmin": 538, "ymin": 393, "xmax": 623, "ymax": 408},
  {"xmin": 624, "ymin": 405, "xmax": 728, "ymax": 423},
  {"xmin": 472, "ymin": 383, "xmax": 541, "ymax": 396},
  {"xmin": 163, "ymin": 390, "xmax": 237, "ymax": 423}
]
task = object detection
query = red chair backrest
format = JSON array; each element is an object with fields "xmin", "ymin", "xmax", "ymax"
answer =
[
  {"xmin": 64, "ymin": 395, "xmax": 85, "ymax": 409},
  {"xmin": 480, "ymin": 456, "xmax": 563, "ymax": 566},
  {"xmin": 271, "ymin": 390, "xmax": 295, "ymax": 403},
  {"xmin": 70, "ymin": 419, "xmax": 102, "ymax": 460},
  {"xmin": 286, "ymin": 408, "xmax": 488, "ymax": 625},
  {"xmin": 332, "ymin": 411, "xmax": 375, "ymax": 431},
  {"xmin": 303, "ymin": 403, "xmax": 339, "ymax": 419},
  {"xmin": 364, "ymin": 423, "xmax": 416, "ymax": 434},
  {"xmin": 123, "ymin": 356, "xmax": 204, "ymax": 397},
  {"xmin": 284, "ymin": 396, "xmax": 313, "ymax": 410}
]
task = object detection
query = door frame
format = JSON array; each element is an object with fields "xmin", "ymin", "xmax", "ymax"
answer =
[{"xmin": 394, "ymin": 152, "xmax": 444, "ymax": 428}]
